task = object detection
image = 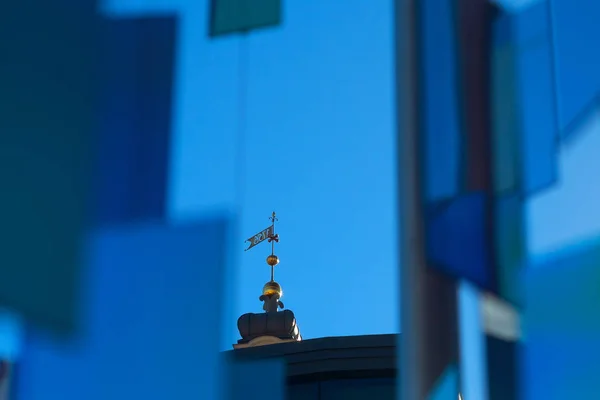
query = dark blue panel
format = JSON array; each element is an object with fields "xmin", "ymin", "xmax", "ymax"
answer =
[
  {"xmin": 551, "ymin": 0, "xmax": 600, "ymax": 130},
  {"xmin": 426, "ymin": 193, "xmax": 492, "ymax": 290},
  {"xmin": 17, "ymin": 217, "xmax": 231, "ymax": 400},
  {"xmin": 93, "ymin": 16, "xmax": 177, "ymax": 227},
  {"xmin": 419, "ymin": 0, "xmax": 461, "ymax": 203}
]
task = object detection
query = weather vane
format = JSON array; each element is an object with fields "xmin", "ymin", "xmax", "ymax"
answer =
[{"xmin": 244, "ymin": 211, "xmax": 280, "ymax": 281}]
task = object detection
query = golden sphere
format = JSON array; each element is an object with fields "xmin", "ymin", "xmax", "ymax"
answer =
[
  {"xmin": 266, "ymin": 254, "xmax": 279, "ymax": 266},
  {"xmin": 262, "ymin": 281, "xmax": 282, "ymax": 297}
]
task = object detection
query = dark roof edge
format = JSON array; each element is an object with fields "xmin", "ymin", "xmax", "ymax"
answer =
[
  {"xmin": 224, "ymin": 333, "xmax": 398, "ymax": 358},
  {"xmin": 224, "ymin": 333, "xmax": 398, "ymax": 381}
]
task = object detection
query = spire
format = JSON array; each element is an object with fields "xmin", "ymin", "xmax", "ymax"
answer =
[
  {"xmin": 236, "ymin": 211, "xmax": 301, "ymax": 348},
  {"xmin": 244, "ymin": 211, "xmax": 284, "ymax": 313}
]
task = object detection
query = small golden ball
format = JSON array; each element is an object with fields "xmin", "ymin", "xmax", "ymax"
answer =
[
  {"xmin": 263, "ymin": 281, "xmax": 282, "ymax": 297},
  {"xmin": 266, "ymin": 254, "xmax": 279, "ymax": 266}
]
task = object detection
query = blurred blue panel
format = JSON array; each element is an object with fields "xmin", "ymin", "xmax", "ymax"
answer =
[
  {"xmin": 512, "ymin": 1, "xmax": 550, "ymax": 44},
  {"xmin": 16, "ymin": 217, "xmax": 231, "ymax": 400},
  {"xmin": 491, "ymin": 4, "xmax": 558, "ymax": 196},
  {"xmin": 94, "ymin": 16, "xmax": 177, "ymax": 227},
  {"xmin": 426, "ymin": 193, "xmax": 491, "ymax": 289},
  {"xmin": 551, "ymin": 0, "xmax": 600, "ymax": 130},
  {"xmin": 226, "ymin": 358, "xmax": 285, "ymax": 400},
  {"xmin": 420, "ymin": 0, "xmax": 461, "ymax": 202},
  {"xmin": 0, "ymin": 0, "xmax": 98, "ymax": 334},
  {"xmin": 209, "ymin": 0, "xmax": 281, "ymax": 37},
  {"xmin": 515, "ymin": 36, "xmax": 557, "ymax": 195},
  {"xmin": 522, "ymin": 235, "xmax": 600, "ymax": 399}
]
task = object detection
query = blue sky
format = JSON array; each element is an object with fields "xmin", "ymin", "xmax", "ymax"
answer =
[
  {"xmin": 104, "ymin": 0, "xmax": 397, "ymax": 348},
  {"xmin": 99, "ymin": 0, "xmax": 600, "ymax": 351}
]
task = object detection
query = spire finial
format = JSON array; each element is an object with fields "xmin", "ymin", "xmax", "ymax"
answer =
[
  {"xmin": 266, "ymin": 211, "xmax": 280, "ymax": 280},
  {"xmin": 244, "ymin": 212, "xmax": 283, "ymax": 312}
]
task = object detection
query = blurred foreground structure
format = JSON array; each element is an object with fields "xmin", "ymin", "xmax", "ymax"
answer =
[
  {"xmin": 397, "ymin": 0, "xmax": 600, "ymax": 398},
  {"xmin": 1, "ymin": 0, "xmax": 600, "ymax": 399}
]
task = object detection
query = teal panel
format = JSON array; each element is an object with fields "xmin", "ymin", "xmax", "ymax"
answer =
[
  {"xmin": 209, "ymin": 0, "xmax": 282, "ymax": 37},
  {"xmin": 528, "ymin": 235, "xmax": 600, "ymax": 332},
  {"xmin": 495, "ymin": 195, "xmax": 525, "ymax": 306},
  {"xmin": 491, "ymin": 41, "xmax": 521, "ymax": 195},
  {"xmin": 523, "ymin": 236, "xmax": 600, "ymax": 399},
  {"xmin": 491, "ymin": 12, "xmax": 521, "ymax": 195},
  {"xmin": 0, "ymin": 1, "xmax": 98, "ymax": 334}
]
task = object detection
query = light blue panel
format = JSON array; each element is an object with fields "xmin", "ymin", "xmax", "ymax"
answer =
[
  {"xmin": 427, "ymin": 364, "xmax": 459, "ymax": 400},
  {"xmin": 458, "ymin": 282, "xmax": 488, "ymax": 400},
  {"xmin": 226, "ymin": 358, "xmax": 285, "ymax": 400},
  {"xmin": 0, "ymin": 311, "xmax": 23, "ymax": 361},
  {"xmin": 526, "ymin": 103, "xmax": 600, "ymax": 257},
  {"xmin": 17, "ymin": 217, "xmax": 231, "ymax": 400}
]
